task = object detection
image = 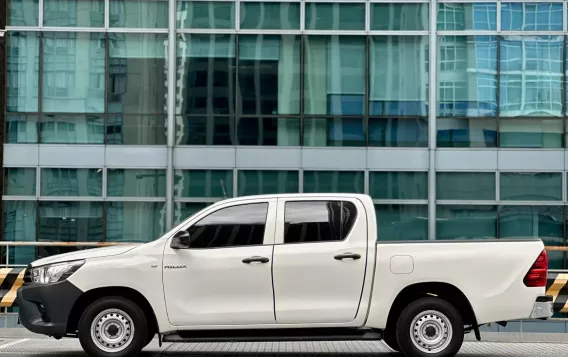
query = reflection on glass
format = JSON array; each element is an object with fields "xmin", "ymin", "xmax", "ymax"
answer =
[
  {"xmin": 4, "ymin": 168, "xmax": 36, "ymax": 196},
  {"xmin": 305, "ymin": 3, "xmax": 365, "ymax": 30},
  {"xmin": 106, "ymin": 202, "xmax": 166, "ymax": 242},
  {"xmin": 437, "ymin": 172, "xmax": 495, "ymax": 200},
  {"xmin": 40, "ymin": 115, "xmax": 104, "ymax": 144},
  {"xmin": 3, "ymin": 201, "xmax": 37, "ymax": 265},
  {"xmin": 237, "ymin": 117, "xmax": 300, "ymax": 146},
  {"xmin": 305, "ymin": 36, "xmax": 365, "ymax": 115},
  {"xmin": 109, "ymin": 33, "xmax": 168, "ymax": 114},
  {"xmin": 177, "ymin": 1, "xmax": 234, "ymax": 29},
  {"xmin": 43, "ymin": 0, "xmax": 104, "ymax": 27},
  {"xmin": 174, "ymin": 170, "xmax": 233, "ymax": 198},
  {"xmin": 500, "ymin": 119, "xmax": 563, "ymax": 148},
  {"xmin": 42, "ymin": 32, "xmax": 105, "ymax": 113},
  {"xmin": 375, "ymin": 204, "xmax": 428, "ymax": 241},
  {"xmin": 110, "ymin": 0, "xmax": 168, "ymax": 28},
  {"xmin": 437, "ymin": 3, "xmax": 497, "ymax": 31},
  {"xmin": 370, "ymin": 172, "xmax": 428, "ymax": 200},
  {"xmin": 238, "ymin": 171, "xmax": 299, "ymax": 196},
  {"xmin": 437, "ymin": 118, "xmax": 497, "ymax": 147},
  {"xmin": 437, "ymin": 205, "xmax": 497, "ymax": 240},
  {"xmin": 304, "ymin": 171, "xmax": 364, "ymax": 194},
  {"xmin": 8, "ymin": 0, "xmax": 39, "ymax": 26},
  {"xmin": 39, "ymin": 201, "xmax": 103, "ymax": 242},
  {"xmin": 175, "ymin": 116, "xmax": 233, "ymax": 145},
  {"xmin": 371, "ymin": 36, "xmax": 429, "ymax": 116},
  {"xmin": 501, "ymin": 3, "xmax": 563, "ymax": 31},
  {"xmin": 41, "ymin": 168, "xmax": 102, "ymax": 197},
  {"xmin": 107, "ymin": 169, "xmax": 166, "ymax": 197},
  {"xmin": 500, "ymin": 172, "xmax": 562, "ymax": 201},
  {"xmin": 369, "ymin": 118, "xmax": 428, "ymax": 147},
  {"xmin": 500, "ymin": 36, "xmax": 563, "ymax": 117},
  {"xmin": 438, "ymin": 36, "xmax": 497, "ymax": 117},
  {"xmin": 106, "ymin": 116, "xmax": 167, "ymax": 145},
  {"xmin": 5, "ymin": 115, "xmax": 38, "ymax": 144},
  {"xmin": 173, "ymin": 202, "xmax": 210, "ymax": 225},
  {"xmin": 499, "ymin": 205, "xmax": 563, "ymax": 269},
  {"xmin": 304, "ymin": 117, "xmax": 365, "ymax": 147},
  {"xmin": 240, "ymin": 2, "xmax": 300, "ymax": 29},
  {"xmin": 7, "ymin": 32, "xmax": 40, "ymax": 113},
  {"xmin": 371, "ymin": 3, "xmax": 428, "ymax": 31},
  {"xmin": 176, "ymin": 34, "xmax": 236, "ymax": 116},
  {"xmin": 239, "ymin": 35, "xmax": 300, "ymax": 115}
]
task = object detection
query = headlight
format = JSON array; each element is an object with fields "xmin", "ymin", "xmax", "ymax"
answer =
[{"xmin": 31, "ymin": 260, "xmax": 85, "ymax": 284}]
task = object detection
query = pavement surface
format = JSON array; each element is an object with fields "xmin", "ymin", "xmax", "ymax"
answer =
[{"xmin": 0, "ymin": 338, "xmax": 565, "ymax": 356}]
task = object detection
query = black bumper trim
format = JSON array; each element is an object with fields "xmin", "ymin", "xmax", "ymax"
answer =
[
  {"xmin": 17, "ymin": 280, "xmax": 83, "ymax": 337},
  {"xmin": 536, "ymin": 295, "xmax": 553, "ymax": 303}
]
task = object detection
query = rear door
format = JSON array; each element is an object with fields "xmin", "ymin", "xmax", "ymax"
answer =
[{"xmin": 272, "ymin": 197, "xmax": 368, "ymax": 324}]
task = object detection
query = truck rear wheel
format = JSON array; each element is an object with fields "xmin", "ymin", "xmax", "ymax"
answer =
[
  {"xmin": 396, "ymin": 297, "xmax": 464, "ymax": 357},
  {"xmin": 78, "ymin": 296, "xmax": 148, "ymax": 357}
]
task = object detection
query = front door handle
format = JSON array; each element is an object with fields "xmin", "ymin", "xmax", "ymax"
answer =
[
  {"xmin": 242, "ymin": 256, "xmax": 270, "ymax": 264},
  {"xmin": 334, "ymin": 252, "xmax": 361, "ymax": 261}
]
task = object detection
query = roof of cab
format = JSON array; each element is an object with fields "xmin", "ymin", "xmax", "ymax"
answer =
[{"xmin": 214, "ymin": 193, "xmax": 372, "ymax": 204}]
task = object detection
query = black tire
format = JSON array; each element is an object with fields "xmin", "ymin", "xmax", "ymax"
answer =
[
  {"xmin": 396, "ymin": 297, "xmax": 464, "ymax": 357},
  {"xmin": 144, "ymin": 331, "xmax": 155, "ymax": 349},
  {"xmin": 383, "ymin": 328, "xmax": 399, "ymax": 352},
  {"xmin": 78, "ymin": 296, "xmax": 148, "ymax": 357}
]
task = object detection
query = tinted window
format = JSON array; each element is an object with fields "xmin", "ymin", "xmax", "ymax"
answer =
[
  {"xmin": 187, "ymin": 203, "xmax": 268, "ymax": 248},
  {"xmin": 284, "ymin": 201, "xmax": 357, "ymax": 244}
]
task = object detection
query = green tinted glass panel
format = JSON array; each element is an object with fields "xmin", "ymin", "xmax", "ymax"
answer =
[
  {"xmin": 371, "ymin": 3, "xmax": 429, "ymax": 31},
  {"xmin": 39, "ymin": 201, "xmax": 103, "ymax": 242},
  {"xmin": 110, "ymin": 0, "xmax": 168, "ymax": 28},
  {"xmin": 499, "ymin": 205, "xmax": 563, "ymax": 269},
  {"xmin": 500, "ymin": 119, "xmax": 563, "ymax": 148},
  {"xmin": 3, "ymin": 201, "xmax": 37, "ymax": 265},
  {"xmin": 5, "ymin": 115, "xmax": 39, "ymax": 144},
  {"xmin": 40, "ymin": 115, "xmax": 104, "ymax": 144},
  {"xmin": 41, "ymin": 168, "xmax": 102, "ymax": 197},
  {"xmin": 500, "ymin": 172, "xmax": 562, "ymax": 201},
  {"xmin": 305, "ymin": 3, "xmax": 365, "ymax": 30},
  {"xmin": 241, "ymin": 2, "xmax": 300, "ymax": 29},
  {"xmin": 437, "ymin": 205, "xmax": 497, "ymax": 240},
  {"xmin": 303, "ymin": 118, "xmax": 365, "ymax": 147},
  {"xmin": 370, "ymin": 172, "xmax": 427, "ymax": 200},
  {"xmin": 375, "ymin": 204, "xmax": 428, "ymax": 241},
  {"xmin": 107, "ymin": 169, "xmax": 166, "ymax": 197},
  {"xmin": 437, "ymin": 3, "xmax": 497, "ymax": 31},
  {"xmin": 304, "ymin": 171, "xmax": 364, "ymax": 194},
  {"xmin": 4, "ymin": 168, "xmax": 36, "ymax": 196},
  {"xmin": 106, "ymin": 202, "xmax": 167, "ymax": 242},
  {"xmin": 437, "ymin": 172, "xmax": 495, "ymax": 200},
  {"xmin": 7, "ymin": 32, "xmax": 40, "ymax": 113},
  {"xmin": 238, "ymin": 171, "xmax": 299, "ymax": 196},
  {"xmin": 106, "ymin": 116, "xmax": 167, "ymax": 145},
  {"xmin": 177, "ymin": 1, "xmax": 234, "ymax": 29},
  {"xmin": 8, "ymin": 0, "xmax": 39, "ymax": 26},
  {"xmin": 173, "ymin": 202, "xmax": 211, "ymax": 225},
  {"xmin": 43, "ymin": 0, "xmax": 104, "ymax": 27},
  {"xmin": 174, "ymin": 170, "xmax": 233, "ymax": 198}
]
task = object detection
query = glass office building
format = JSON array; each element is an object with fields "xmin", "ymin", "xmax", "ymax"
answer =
[{"xmin": 3, "ymin": 0, "xmax": 568, "ymax": 274}]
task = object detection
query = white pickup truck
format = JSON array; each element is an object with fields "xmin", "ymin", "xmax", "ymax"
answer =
[{"xmin": 17, "ymin": 194, "xmax": 552, "ymax": 357}]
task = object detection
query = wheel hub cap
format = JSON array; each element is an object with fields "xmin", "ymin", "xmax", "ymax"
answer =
[
  {"xmin": 90, "ymin": 309, "xmax": 135, "ymax": 353},
  {"xmin": 410, "ymin": 310, "xmax": 453, "ymax": 354}
]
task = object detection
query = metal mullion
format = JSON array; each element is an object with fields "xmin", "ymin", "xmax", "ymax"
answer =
[
  {"xmin": 235, "ymin": 34, "xmax": 240, "ymax": 144},
  {"xmin": 564, "ymin": 1, "xmax": 568, "ymax": 33},
  {"xmin": 238, "ymin": 30, "xmax": 301, "ymax": 35},
  {"xmin": 107, "ymin": 28, "xmax": 169, "ymax": 34},
  {"xmin": 173, "ymin": 197, "xmax": 223, "ymax": 203},
  {"xmin": 4, "ymin": 27, "xmax": 42, "ymax": 31},
  {"xmin": 176, "ymin": 29, "xmax": 238, "ymax": 34},
  {"xmin": 365, "ymin": 35, "xmax": 370, "ymax": 146},
  {"xmin": 428, "ymin": 0, "xmax": 437, "ymax": 240},
  {"xmin": 39, "ymin": 0, "xmax": 44, "ymax": 27},
  {"xmin": 104, "ymin": 197, "xmax": 167, "ymax": 202},
  {"xmin": 437, "ymin": 31, "xmax": 498, "ymax": 36},
  {"xmin": 38, "ymin": 31, "xmax": 43, "ymax": 144},
  {"xmin": 435, "ymin": 200, "xmax": 498, "ymax": 205},
  {"xmin": 300, "ymin": 1, "xmax": 305, "ymax": 32},
  {"xmin": 304, "ymin": 30, "xmax": 366, "ymax": 36},
  {"xmin": 233, "ymin": 168, "xmax": 238, "ymax": 197},
  {"xmin": 105, "ymin": 0, "xmax": 110, "ymax": 29},
  {"xmin": 500, "ymin": 31, "xmax": 565, "ymax": 36},
  {"xmin": 499, "ymin": 200, "xmax": 565, "ymax": 206},
  {"xmin": 372, "ymin": 199, "xmax": 429, "ymax": 205},
  {"xmin": 104, "ymin": 32, "xmax": 109, "ymax": 145},
  {"xmin": 299, "ymin": 34, "xmax": 305, "ymax": 146},
  {"xmin": 41, "ymin": 27, "xmax": 107, "ymax": 33},
  {"xmin": 369, "ymin": 31, "xmax": 430, "ymax": 36},
  {"xmin": 496, "ymin": 35, "xmax": 501, "ymax": 148},
  {"xmin": 1, "ymin": 196, "xmax": 38, "ymax": 201},
  {"xmin": 496, "ymin": 0, "xmax": 501, "ymax": 32},
  {"xmin": 365, "ymin": 1, "xmax": 370, "ymax": 33}
]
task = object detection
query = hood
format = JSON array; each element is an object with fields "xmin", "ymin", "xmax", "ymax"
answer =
[{"xmin": 30, "ymin": 244, "xmax": 140, "ymax": 267}]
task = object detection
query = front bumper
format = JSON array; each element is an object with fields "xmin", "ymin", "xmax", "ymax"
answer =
[
  {"xmin": 529, "ymin": 296, "xmax": 554, "ymax": 319},
  {"xmin": 17, "ymin": 280, "xmax": 83, "ymax": 337}
]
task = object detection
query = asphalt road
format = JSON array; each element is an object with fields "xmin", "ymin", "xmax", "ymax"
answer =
[{"xmin": 0, "ymin": 338, "xmax": 566, "ymax": 356}]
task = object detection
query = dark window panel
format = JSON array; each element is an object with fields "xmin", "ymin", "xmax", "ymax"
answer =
[
  {"xmin": 237, "ymin": 117, "xmax": 300, "ymax": 146},
  {"xmin": 2, "ymin": 201, "xmax": 38, "ymax": 266},
  {"xmin": 500, "ymin": 119, "xmax": 563, "ymax": 148},
  {"xmin": 175, "ymin": 116, "xmax": 234, "ymax": 145},
  {"xmin": 8, "ymin": 0, "xmax": 39, "ymax": 26},
  {"xmin": 371, "ymin": 3, "xmax": 429, "ymax": 31},
  {"xmin": 304, "ymin": 117, "xmax": 365, "ymax": 147},
  {"xmin": 240, "ymin": 2, "xmax": 300, "ymax": 30},
  {"xmin": 173, "ymin": 170, "xmax": 233, "ymax": 198},
  {"xmin": 5, "ymin": 115, "xmax": 38, "ymax": 144},
  {"xmin": 437, "ymin": 118, "xmax": 497, "ymax": 148},
  {"xmin": 40, "ymin": 168, "xmax": 102, "ymax": 197},
  {"xmin": 106, "ymin": 115, "xmax": 167, "ymax": 145},
  {"xmin": 305, "ymin": 3, "xmax": 365, "ymax": 30},
  {"xmin": 3, "ymin": 168, "xmax": 36, "ymax": 196},
  {"xmin": 370, "ymin": 172, "xmax": 428, "ymax": 200},
  {"xmin": 437, "ymin": 172, "xmax": 496, "ymax": 200},
  {"xmin": 238, "ymin": 171, "xmax": 299, "ymax": 196},
  {"xmin": 369, "ymin": 118, "xmax": 428, "ymax": 147},
  {"xmin": 43, "ymin": 0, "xmax": 104, "ymax": 27},
  {"xmin": 110, "ymin": 0, "xmax": 168, "ymax": 28},
  {"xmin": 6, "ymin": 32, "xmax": 40, "ymax": 113},
  {"xmin": 437, "ymin": 205, "xmax": 497, "ymax": 240},
  {"xmin": 177, "ymin": 1, "xmax": 235, "ymax": 29},
  {"xmin": 500, "ymin": 172, "xmax": 562, "ymax": 201},
  {"xmin": 375, "ymin": 204, "xmax": 428, "ymax": 241},
  {"xmin": 106, "ymin": 202, "xmax": 166, "ymax": 242},
  {"xmin": 304, "ymin": 171, "xmax": 364, "ymax": 194},
  {"xmin": 107, "ymin": 169, "xmax": 166, "ymax": 197},
  {"xmin": 40, "ymin": 115, "xmax": 104, "ymax": 144},
  {"xmin": 39, "ymin": 201, "xmax": 103, "ymax": 242}
]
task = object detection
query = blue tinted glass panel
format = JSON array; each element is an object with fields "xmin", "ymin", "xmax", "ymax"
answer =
[
  {"xmin": 376, "ymin": 204, "xmax": 428, "ymax": 241},
  {"xmin": 8, "ymin": 0, "xmax": 39, "ymax": 26},
  {"xmin": 106, "ymin": 202, "xmax": 167, "ymax": 242},
  {"xmin": 41, "ymin": 168, "xmax": 103, "ymax": 197},
  {"xmin": 106, "ymin": 115, "xmax": 167, "ymax": 145},
  {"xmin": 237, "ymin": 117, "xmax": 300, "ymax": 146},
  {"xmin": 304, "ymin": 118, "xmax": 365, "ymax": 147},
  {"xmin": 4, "ymin": 168, "xmax": 37, "ymax": 196},
  {"xmin": 371, "ymin": 36, "xmax": 429, "ymax": 116},
  {"xmin": 238, "ymin": 171, "xmax": 299, "ymax": 196},
  {"xmin": 107, "ymin": 169, "xmax": 166, "ymax": 197},
  {"xmin": 437, "ymin": 205, "xmax": 497, "ymax": 240},
  {"xmin": 110, "ymin": 0, "xmax": 168, "ymax": 28},
  {"xmin": 372, "ymin": 3, "xmax": 428, "ymax": 31},
  {"xmin": 305, "ymin": 36, "xmax": 365, "ymax": 115},
  {"xmin": 7, "ymin": 32, "xmax": 40, "ymax": 113},
  {"xmin": 241, "ymin": 2, "xmax": 300, "ymax": 29},
  {"xmin": 502, "ymin": 3, "xmax": 563, "ymax": 31},
  {"xmin": 5, "ymin": 115, "xmax": 39, "ymax": 144},
  {"xmin": 40, "ymin": 115, "xmax": 104, "ymax": 144},
  {"xmin": 39, "ymin": 201, "xmax": 103, "ymax": 242},
  {"xmin": 305, "ymin": 3, "xmax": 365, "ymax": 30},
  {"xmin": 437, "ymin": 3, "xmax": 497, "ymax": 31},
  {"xmin": 369, "ymin": 118, "xmax": 428, "ymax": 147},
  {"xmin": 3, "ymin": 201, "xmax": 37, "ymax": 265},
  {"xmin": 42, "ymin": 32, "xmax": 105, "ymax": 113},
  {"xmin": 177, "ymin": 1, "xmax": 235, "ymax": 29},
  {"xmin": 174, "ymin": 170, "xmax": 233, "ymax": 198},
  {"xmin": 304, "ymin": 171, "xmax": 365, "ymax": 194},
  {"xmin": 437, "ymin": 118, "xmax": 497, "ymax": 148},
  {"xmin": 438, "ymin": 36, "xmax": 497, "ymax": 117},
  {"xmin": 43, "ymin": 0, "xmax": 104, "ymax": 27}
]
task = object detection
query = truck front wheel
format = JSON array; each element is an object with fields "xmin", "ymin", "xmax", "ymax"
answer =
[
  {"xmin": 78, "ymin": 296, "xmax": 148, "ymax": 357},
  {"xmin": 396, "ymin": 297, "xmax": 464, "ymax": 357}
]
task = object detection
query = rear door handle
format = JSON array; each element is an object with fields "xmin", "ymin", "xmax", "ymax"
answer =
[
  {"xmin": 242, "ymin": 256, "xmax": 270, "ymax": 264},
  {"xmin": 334, "ymin": 252, "xmax": 361, "ymax": 261}
]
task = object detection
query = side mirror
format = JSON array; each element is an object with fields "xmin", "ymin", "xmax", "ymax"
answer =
[{"xmin": 170, "ymin": 230, "xmax": 191, "ymax": 249}]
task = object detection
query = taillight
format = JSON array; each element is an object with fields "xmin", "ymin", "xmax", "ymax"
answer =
[{"xmin": 523, "ymin": 249, "xmax": 548, "ymax": 287}]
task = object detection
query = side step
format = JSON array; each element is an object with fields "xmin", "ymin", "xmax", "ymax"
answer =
[{"xmin": 163, "ymin": 328, "xmax": 383, "ymax": 343}]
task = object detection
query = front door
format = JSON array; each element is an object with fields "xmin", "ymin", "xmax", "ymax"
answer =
[
  {"xmin": 272, "ymin": 197, "xmax": 368, "ymax": 324},
  {"xmin": 163, "ymin": 199, "xmax": 277, "ymax": 326}
]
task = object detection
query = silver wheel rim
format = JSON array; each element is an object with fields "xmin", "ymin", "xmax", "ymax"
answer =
[
  {"xmin": 410, "ymin": 310, "xmax": 453, "ymax": 354},
  {"xmin": 90, "ymin": 309, "xmax": 135, "ymax": 353}
]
